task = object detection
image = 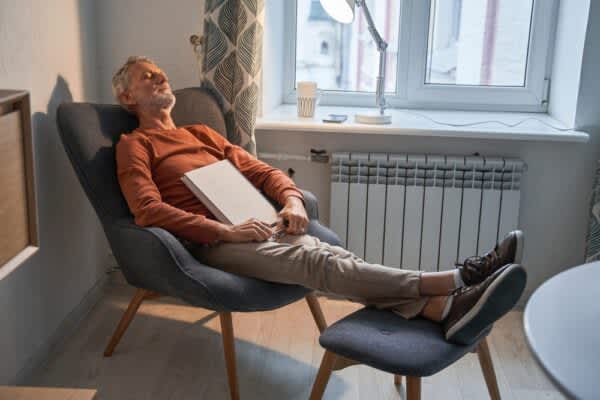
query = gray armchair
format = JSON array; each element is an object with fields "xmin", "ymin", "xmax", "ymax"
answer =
[{"xmin": 56, "ymin": 87, "xmax": 341, "ymax": 400}]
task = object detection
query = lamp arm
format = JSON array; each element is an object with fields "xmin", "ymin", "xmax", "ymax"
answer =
[
  {"xmin": 356, "ymin": 0, "xmax": 388, "ymax": 114},
  {"xmin": 356, "ymin": 0, "xmax": 387, "ymax": 51}
]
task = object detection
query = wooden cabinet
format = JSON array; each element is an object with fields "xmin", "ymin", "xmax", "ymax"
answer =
[
  {"xmin": 0, "ymin": 90, "xmax": 39, "ymax": 279},
  {"xmin": 0, "ymin": 385, "xmax": 96, "ymax": 400}
]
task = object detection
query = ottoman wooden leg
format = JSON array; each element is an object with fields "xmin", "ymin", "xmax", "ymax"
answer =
[
  {"xmin": 406, "ymin": 376, "xmax": 421, "ymax": 400},
  {"xmin": 309, "ymin": 350, "xmax": 337, "ymax": 400},
  {"xmin": 477, "ymin": 337, "xmax": 501, "ymax": 400}
]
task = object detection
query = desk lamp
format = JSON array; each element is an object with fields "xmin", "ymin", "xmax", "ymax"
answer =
[{"xmin": 320, "ymin": 0, "xmax": 392, "ymax": 124}]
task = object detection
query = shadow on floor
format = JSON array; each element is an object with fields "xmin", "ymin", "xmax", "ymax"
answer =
[{"xmin": 29, "ymin": 286, "xmax": 350, "ymax": 400}]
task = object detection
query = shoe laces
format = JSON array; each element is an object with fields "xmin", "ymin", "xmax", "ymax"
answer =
[
  {"xmin": 450, "ymin": 283, "xmax": 473, "ymax": 297},
  {"xmin": 455, "ymin": 246, "xmax": 499, "ymax": 276}
]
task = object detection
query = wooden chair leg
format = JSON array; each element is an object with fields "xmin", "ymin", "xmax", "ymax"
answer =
[
  {"xmin": 394, "ymin": 374, "xmax": 403, "ymax": 385},
  {"xmin": 406, "ymin": 376, "xmax": 421, "ymax": 400},
  {"xmin": 309, "ymin": 350, "xmax": 337, "ymax": 400},
  {"xmin": 306, "ymin": 293, "xmax": 328, "ymax": 333},
  {"xmin": 477, "ymin": 336, "xmax": 501, "ymax": 400},
  {"xmin": 143, "ymin": 290, "xmax": 162, "ymax": 300},
  {"xmin": 219, "ymin": 312, "xmax": 240, "ymax": 400},
  {"xmin": 331, "ymin": 355, "xmax": 360, "ymax": 371},
  {"xmin": 103, "ymin": 288, "xmax": 149, "ymax": 357}
]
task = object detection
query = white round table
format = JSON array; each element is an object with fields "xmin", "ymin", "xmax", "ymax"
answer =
[{"xmin": 524, "ymin": 261, "xmax": 600, "ymax": 399}]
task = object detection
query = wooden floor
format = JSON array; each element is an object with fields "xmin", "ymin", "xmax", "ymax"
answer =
[{"xmin": 28, "ymin": 282, "xmax": 564, "ymax": 400}]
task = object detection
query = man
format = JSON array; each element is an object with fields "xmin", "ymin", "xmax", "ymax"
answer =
[{"xmin": 113, "ymin": 56, "xmax": 526, "ymax": 345}]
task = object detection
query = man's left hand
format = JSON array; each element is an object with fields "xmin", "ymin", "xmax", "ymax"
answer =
[{"xmin": 278, "ymin": 196, "xmax": 309, "ymax": 235}]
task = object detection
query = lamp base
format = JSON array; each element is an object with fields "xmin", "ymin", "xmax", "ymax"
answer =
[{"xmin": 354, "ymin": 112, "xmax": 392, "ymax": 125}]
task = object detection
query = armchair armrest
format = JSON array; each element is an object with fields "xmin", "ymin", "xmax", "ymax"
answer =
[
  {"xmin": 301, "ymin": 189, "xmax": 319, "ymax": 220},
  {"xmin": 105, "ymin": 218, "xmax": 309, "ymax": 312},
  {"xmin": 266, "ymin": 189, "xmax": 319, "ymax": 220}
]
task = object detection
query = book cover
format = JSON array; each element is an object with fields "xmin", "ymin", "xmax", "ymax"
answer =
[{"xmin": 181, "ymin": 159, "xmax": 279, "ymax": 225}]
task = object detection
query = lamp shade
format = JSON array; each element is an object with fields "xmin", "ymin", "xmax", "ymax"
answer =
[{"xmin": 319, "ymin": 0, "xmax": 355, "ymax": 24}]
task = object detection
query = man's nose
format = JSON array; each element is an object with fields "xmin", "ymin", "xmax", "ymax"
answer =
[{"xmin": 154, "ymin": 73, "xmax": 167, "ymax": 84}]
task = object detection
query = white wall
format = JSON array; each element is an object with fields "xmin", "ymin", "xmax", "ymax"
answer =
[
  {"xmin": 548, "ymin": 0, "xmax": 590, "ymax": 127},
  {"xmin": 96, "ymin": 0, "xmax": 204, "ymax": 104},
  {"xmin": 0, "ymin": 0, "xmax": 106, "ymax": 383},
  {"xmin": 0, "ymin": 0, "xmax": 206, "ymax": 382},
  {"xmin": 573, "ymin": 0, "xmax": 600, "ymax": 132}
]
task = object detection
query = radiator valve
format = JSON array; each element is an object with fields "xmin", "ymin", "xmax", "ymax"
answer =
[{"xmin": 310, "ymin": 148, "xmax": 329, "ymax": 163}]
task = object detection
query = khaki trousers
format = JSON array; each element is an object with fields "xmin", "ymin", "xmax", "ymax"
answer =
[{"xmin": 184, "ymin": 234, "xmax": 429, "ymax": 319}]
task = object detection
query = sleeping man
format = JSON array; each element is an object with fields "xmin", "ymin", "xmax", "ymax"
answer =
[{"xmin": 113, "ymin": 55, "xmax": 526, "ymax": 345}]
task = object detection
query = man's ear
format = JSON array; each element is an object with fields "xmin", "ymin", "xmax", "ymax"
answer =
[{"xmin": 119, "ymin": 90, "xmax": 136, "ymax": 109}]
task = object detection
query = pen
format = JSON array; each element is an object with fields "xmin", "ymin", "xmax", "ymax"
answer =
[{"xmin": 269, "ymin": 219, "xmax": 289, "ymax": 228}]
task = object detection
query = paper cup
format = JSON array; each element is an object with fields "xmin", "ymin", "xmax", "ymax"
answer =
[
  {"xmin": 297, "ymin": 81, "xmax": 317, "ymax": 97},
  {"xmin": 297, "ymin": 96, "xmax": 318, "ymax": 118}
]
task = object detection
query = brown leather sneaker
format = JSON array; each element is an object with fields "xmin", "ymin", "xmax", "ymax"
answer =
[
  {"xmin": 444, "ymin": 263, "xmax": 527, "ymax": 345},
  {"xmin": 457, "ymin": 230, "xmax": 524, "ymax": 286}
]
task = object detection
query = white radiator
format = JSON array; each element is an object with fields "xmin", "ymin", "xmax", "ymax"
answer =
[{"xmin": 329, "ymin": 152, "xmax": 525, "ymax": 271}]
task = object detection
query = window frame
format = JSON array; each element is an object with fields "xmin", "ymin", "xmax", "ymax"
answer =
[{"xmin": 282, "ymin": 0, "xmax": 559, "ymax": 112}]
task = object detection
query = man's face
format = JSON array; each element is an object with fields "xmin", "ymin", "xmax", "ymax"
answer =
[{"xmin": 122, "ymin": 61, "xmax": 176, "ymax": 113}]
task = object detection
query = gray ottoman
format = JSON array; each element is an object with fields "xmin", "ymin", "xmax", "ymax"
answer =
[{"xmin": 309, "ymin": 307, "xmax": 501, "ymax": 400}]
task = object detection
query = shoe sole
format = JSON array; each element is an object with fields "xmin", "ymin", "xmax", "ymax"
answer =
[
  {"xmin": 513, "ymin": 230, "xmax": 524, "ymax": 264},
  {"xmin": 445, "ymin": 264, "xmax": 527, "ymax": 345}
]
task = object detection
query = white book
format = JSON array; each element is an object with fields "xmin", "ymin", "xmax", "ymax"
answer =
[{"xmin": 181, "ymin": 159, "xmax": 279, "ymax": 225}]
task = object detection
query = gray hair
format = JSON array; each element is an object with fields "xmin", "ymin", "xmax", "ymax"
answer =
[{"xmin": 111, "ymin": 55, "xmax": 155, "ymax": 111}]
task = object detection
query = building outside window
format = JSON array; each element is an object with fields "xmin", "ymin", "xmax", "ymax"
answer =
[{"xmin": 286, "ymin": 0, "xmax": 557, "ymax": 112}]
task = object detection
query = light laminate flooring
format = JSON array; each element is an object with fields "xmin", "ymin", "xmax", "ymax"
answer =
[{"xmin": 28, "ymin": 282, "xmax": 564, "ymax": 400}]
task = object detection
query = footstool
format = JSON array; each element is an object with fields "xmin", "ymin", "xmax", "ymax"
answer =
[{"xmin": 309, "ymin": 307, "xmax": 501, "ymax": 400}]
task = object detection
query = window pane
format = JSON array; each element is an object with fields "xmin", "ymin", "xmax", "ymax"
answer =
[
  {"xmin": 295, "ymin": 0, "xmax": 400, "ymax": 93},
  {"xmin": 426, "ymin": 0, "xmax": 534, "ymax": 86}
]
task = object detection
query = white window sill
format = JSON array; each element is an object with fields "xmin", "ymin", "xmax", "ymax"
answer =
[{"xmin": 256, "ymin": 105, "xmax": 589, "ymax": 143}]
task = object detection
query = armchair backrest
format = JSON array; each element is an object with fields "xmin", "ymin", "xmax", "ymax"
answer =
[{"xmin": 56, "ymin": 87, "xmax": 229, "ymax": 224}]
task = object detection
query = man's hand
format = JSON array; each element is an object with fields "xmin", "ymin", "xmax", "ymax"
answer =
[
  {"xmin": 278, "ymin": 196, "xmax": 309, "ymax": 235},
  {"xmin": 217, "ymin": 218, "xmax": 274, "ymax": 243}
]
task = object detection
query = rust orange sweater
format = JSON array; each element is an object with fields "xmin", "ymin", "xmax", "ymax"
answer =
[{"xmin": 115, "ymin": 124, "xmax": 304, "ymax": 245}]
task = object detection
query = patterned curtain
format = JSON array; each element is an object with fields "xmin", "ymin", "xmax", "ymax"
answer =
[
  {"xmin": 585, "ymin": 161, "xmax": 600, "ymax": 262},
  {"xmin": 192, "ymin": 0, "xmax": 264, "ymax": 156}
]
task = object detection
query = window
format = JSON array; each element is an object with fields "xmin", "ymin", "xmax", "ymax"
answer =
[
  {"xmin": 295, "ymin": 0, "xmax": 400, "ymax": 93},
  {"xmin": 284, "ymin": 0, "xmax": 558, "ymax": 112}
]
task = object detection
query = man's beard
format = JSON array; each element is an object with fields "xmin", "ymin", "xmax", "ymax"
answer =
[{"xmin": 136, "ymin": 90, "xmax": 176, "ymax": 111}]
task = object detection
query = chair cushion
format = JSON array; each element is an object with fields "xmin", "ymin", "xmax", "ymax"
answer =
[
  {"xmin": 307, "ymin": 219, "xmax": 342, "ymax": 247},
  {"xmin": 319, "ymin": 307, "xmax": 490, "ymax": 376},
  {"xmin": 171, "ymin": 87, "xmax": 228, "ymax": 139}
]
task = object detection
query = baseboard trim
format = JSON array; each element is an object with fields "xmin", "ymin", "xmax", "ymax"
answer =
[
  {"xmin": 11, "ymin": 272, "xmax": 110, "ymax": 385},
  {"xmin": 108, "ymin": 268, "xmax": 128, "ymax": 285}
]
